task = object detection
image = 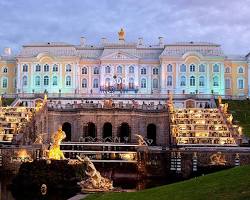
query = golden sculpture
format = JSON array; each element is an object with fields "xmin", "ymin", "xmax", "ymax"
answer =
[
  {"xmin": 218, "ymin": 96, "xmax": 222, "ymax": 105},
  {"xmin": 135, "ymin": 134, "xmax": 148, "ymax": 146},
  {"xmin": 48, "ymin": 126, "xmax": 66, "ymax": 160},
  {"xmin": 210, "ymin": 152, "xmax": 226, "ymax": 165},
  {"xmin": 227, "ymin": 114, "xmax": 233, "ymax": 124},
  {"xmin": 224, "ymin": 103, "xmax": 228, "ymax": 113},
  {"xmin": 118, "ymin": 28, "xmax": 125, "ymax": 40},
  {"xmin": 238, "ymin": 126, "xmax": 242, "ymax": 135},
  {"xmin": 172, "ymin": 126, "xmax": 178, "ymax": 137},
  {"xmin": 77, "ymin": 156, "xmax": 113, "ymax": 191}
]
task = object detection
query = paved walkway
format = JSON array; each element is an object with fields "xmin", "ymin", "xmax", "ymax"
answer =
[{"xmin": 68, "ymin": 194, "xmax": 88, "ymax": 200}]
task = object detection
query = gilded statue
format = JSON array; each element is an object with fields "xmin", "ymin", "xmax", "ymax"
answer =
[
  {"xmin": 224, "ymin": 103, "xmax": 228, "ymax": 113},
  {"xmin": 118, "ymin": 28, "xmax": 125, "ymax": 40},
  {"xmin": 172, "ymin": 126, "xmax": 179, "ymax": 136},
  {"xmin": 218, "ymin": 96, "xmax": 222, "ymax": 105},
  {"xmin": 77, "ymin": 156, "xmax": 113, "ymax": 191},
  {"xmin": 48, "ymin": 126, "xmax": 66, "ymax": 160},
  {"xmin": 238, "ymin": 126, "xmax": 242, "ymax": 135},
  {"xmin": 227, "ymin": 114, "xmax": 233, "ymax": 124},
  {"xmin": 210, "ymin": 152, "xmax": 226, "ymax": 165},
  {"xmin": 135, "ymin": 134, "xmax": 148, "ymax": 146}
]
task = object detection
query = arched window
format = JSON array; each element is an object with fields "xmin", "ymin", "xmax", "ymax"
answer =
[
  {"xmin": 35, "ymin": 64, "xmax": 41, "ymax": 72},
  {"xmin": 35, "ymin": 76, "xmax": 40, "ymax": 86},
  {"xmin": 94, "ymin": 67, "xmax": 99, "ymax": 74},
  {"xmin": 82, "ymin": 79, "xmax": 87, "ymax": 88},
  {"xmin": 105, "ymin": 78, "xmax": 111, "ymax": 86},
  {"xmin": 141, "ymin": 78, "xmax": 146, "ymax": 88},
  {"xmin": 66, "ymin": 76, "xmax": 71, "ymax": 86},
  {"xmin": 52, "ymin": 76, "xmax": 57, "ymax": 86},
  {"xmin": 225, "ymin": 78, "xmax": 231, "ymax": 89},
  {"xmin": 117, "ymin": 65, "xmax": 122, "ymax": 74},
  {"xmin": 190, "ymin": 76, "xmax": 195, "ymax": 86},
  {"xmin": 129, "ymin": 65, "xmax": 134, "ymax": 73},
  {"xmin": 129, "ymin": 78, "xmax": 134, "ymax": 89},
  {"xmin": 2, "ymin": 78, "xmax": 7, "ymax": 88},
  {"xmin": 105, "ymin": 66, "xmax": 111, "ymax": 74},
  {"xmin": 213, "ymin": 76, "xmax": 219, "ymax": 86},
  {"xmin": 153, "ymin": 78, "xmax": 158, "ymax": 89},
  {"xmin": 167, "ymin": 64, "xmax": 172, "ymax": 72},
  {"xmin": 66, "ymin": 64, "xmax": 71, "ymax": 72},
  {"xmin": 53, "ymin": 64, "xmax": 58, "ymax": 72},
  {"xmin": 44, "ymin": 64, "xmax": 49, "ymax": 72},
  {"xmin": 190, "ymin": 64, "xmax": 195, "ymax": 72},
  {"xmin": 238, "ymin": 67, "xmax": 244, "ymax": 73},
  {"xmin": 180, "ymin": 76, "xmax": 186, "ymax": 86},
  {"xmin": 153, "ymin": 68, "xmax": 159, "ymax": 75},
  {"xmin": 199, "ymin": 64, "xmax": 205, "ymax": 72},
  {"xmin": 225, "ymin": 67, "xmax": 231, "ymax": 73},
  {"xmin": 44, "ymin": 76, "xmax": 49, "ymax": 86},
  {"xmin": 238, "ymin": 78, "xmax": 244, "ymax": 89},
  {"xmin": 141, "ymin": 67, "xmax": 146, "ymax": 75},
  {"xmin": 3, "ymin": 67, "xmax": 8, "ymax": 73},
  {"xmin": 213, "ymin": 64, "xmax": 219, "ymax": 72},
  {"xmin": 23, "ymin": 64, "xmax": 28, "ymax": 72},
  {"xmin": 22, "ymin": 76, "xmax": 28, "ymax": 86},
  {"xmin": 180, "ymin": 64, "xmax": 186, "ymax": 72},
  {"xmin": 167, "ymin": 76, "xmax": 172, "ymax": 86},
  {"xmin": 199, "ymin": 76, "xmax": 205, "ymax": 87},
  {"xmin": 93, "ymin": 79, "xmax": 99, "ymax": 88},
  {"xmin": 82, "ymin": 67, "xmax": 87, "ymax": 74}
]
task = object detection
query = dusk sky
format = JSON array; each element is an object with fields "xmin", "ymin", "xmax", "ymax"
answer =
[{"xmin": 1, "ymin": 0, "xmax": 250, "ymax": 55}]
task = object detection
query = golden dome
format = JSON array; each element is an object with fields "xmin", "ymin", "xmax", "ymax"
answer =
[{"xmin": 118, "ymin": 28, "xmax": 125, "ymax": 40}]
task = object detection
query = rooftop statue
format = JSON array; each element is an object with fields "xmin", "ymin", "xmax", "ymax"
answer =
[
  {"xmin": 48, "ymin": 126, "xmax": 66, "ymax": 160},
  {"xmin": 77, "ymin": 155, "xmax": 113, "ymax": 191},
  {"xmin": 118, "ymin": 28, "xmax": 125, "ymax": 40}
]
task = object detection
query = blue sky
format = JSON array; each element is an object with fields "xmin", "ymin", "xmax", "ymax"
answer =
[{"xmin": 1, "ymin": 0, "xmax": 250, "ymax": 55}]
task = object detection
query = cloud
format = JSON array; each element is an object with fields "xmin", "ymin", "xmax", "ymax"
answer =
[{"xmin": 0, "ymin": 0, "xmax": 250, "ymax": 55}]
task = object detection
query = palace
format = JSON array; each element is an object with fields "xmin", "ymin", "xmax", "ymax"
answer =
[{"xmin": 0, "ymin": 29, "xmax": 250, "ymax": 98}]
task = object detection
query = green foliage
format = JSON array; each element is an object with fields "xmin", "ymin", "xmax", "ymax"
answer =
[
  {"xmin": 2, "ymin": 98, "xmax": 15, "ymax": 106},
  {"xmin": 84, "ymin": 165, "xmax": 250, "ymax": 200}
]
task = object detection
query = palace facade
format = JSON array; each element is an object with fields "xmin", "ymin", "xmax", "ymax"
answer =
[{"xmin": 1, "ymin": 29, "xmax": 250, "ymax": 97}]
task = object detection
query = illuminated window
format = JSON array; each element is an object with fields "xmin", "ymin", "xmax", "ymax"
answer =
[
  {"xmin": 35, "ymin": 76, "xmax": 40, "ymax": 86},
  {"xmin": 44, "ymin": 64, "xmax": 49, "ymax": 72},
  {"xmin": 82, "ymin": 79, "xmax": 87, "ymax": 88},
  {"xmin": 167, "ymin": 76, "xmax": 172, "ymax": 86},
  {"xmin": 180, "ymin": 64, "xmax": 186, "ymax": 72},
  {"xmin": 141, "ymin": 78, "xmax": 146, "ymax": 88},
  {"xmin": 180, "ymin": 76, "xmax": 186, "ymax": 86},
  {"xmin": 66, "ymin": 76, "xmax": 71, "ymax": 86},
  {"xmin": 190, "ymin": 76, "xmax": 195, "ymax": 86},
  {"xmin": 44, "ymin": 76, "xmax": 49, "ymax": 86},
  {"xmin": 82, "ymin": 67, "xmax": 87, "ymax": 74}
]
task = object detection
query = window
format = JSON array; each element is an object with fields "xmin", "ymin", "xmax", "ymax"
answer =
[
  {"xmin": 167, "ymin": 64, "xmax": 172, "ymax": 72},
  {"xmin": 167, "ymin": 76, "xmax": 172, "ymax": 86},
  {"xmin": 35, "ymin": 76, "xmax": 40, "ymax": 86},
  {"xmin": 105, "ymin": 66, "xmax": 111, "ymax": 74},
  {"xmin": 190, "ymin": 76, "xmax": 195, "ymax": 86},
  {"xmin": 44, "ymin": 76, "xmax": 49, "ymax": 86},
  {"xmin": 238, "ymin": 79, "xmax": 244, "ymax": 89},
  {"xmin": 66, "ymin": 76, "xmax": 71, "ymax": 86},
  {"xmin": 129, "ymin": 65, "xmax": 134, "ymax": 73},
  {"xmin": 53, "ymin": 64, "xmax": 58, "ymax": 72},
  {"xmin": 225, "ymin": 67, "xmax": 231, "ymax": 73},
  {"xmin": 153, "ymin": 68, "xmax": 159, "ymax": 75},
  {"xmin": 66, "ymin": 64, "xmax": 71, "ymax": 72},
  {"xmin": 22, "ymin": 76, "xmax": 28, "ymax": 86},
  {"xmin": 3, "ymin": 67, "xmax": 8, "ymax": 73},
  {"xmin": 190, "ymin": 64, "xmax": 195, "ymax": 72},
  {"xmin": 82, "ymin": 67, "xmax": 87, "ymax": 74},
  {"xmin": 180, "ymin": 64, "xmax": 186, "ymax": 72},
  {"xmin": 180, "ymin": 76, "xmax": 186, "ymax": 86},
  {"xmin": 2, "ymin": 78, "xmax": 7, "ymax": 88},
  {"xmin": 213, "ymin": 64, "xmax": 219, "ymax": 72},
  {"xmin": 129, "ymin": 78, "xmax": 134, "ymax": 89},
  {"xmin": 199, "ymin": 64, "xmax": 205, "ymax": 72},
  {"xmin": 44, "ymin": 64, "xmax": 49, "ymax": 72},
  {"xmin": 213, "ymin": 76, "xmax": 219, "ymax": 86},
  {"xmin": 238, "ymin": 67, "xmax": 244, "ymax": 73},
  {"xmin": 52, "ymin": 76, "xmax": 57, "ymax": 86},
  {"xmin": 141, "ymin": 78, "xmax": 146, "ymax": 88},
  {"xmin": 94, "ymin": 67, "xmax": 99, "ymax": 74},
  {"xmin": 153, "ymin": 78, "xmax": 158, "ymax": 89},
  {"xmin": 23, "ymin": 64, "xmax": 28, "ymax": 72},
  {"xmin": 117, "ymin": 65, "xmax": 122, "ymax": 74},
  {"xmin": 35, "ymin": 64, "xmax": 41, "ymax": 72},
  {"xmin": 82, "ymin": 79, "xmax": 87, "ymax": 88},
  {"xmin": 141, "ymin": 67, "xmax": 146, "ymax": 75},
  {"xmin": 225, "ymin": 78, "xmax": 231, "ymax": 89},
  {"xmin": 199, "ymin": 76, "xmax": 205, "ymax": 87},
  {"xmin": 93, "ymin": 79, "xmax": 99, "ymax": 88},
  {"xmin": 105, "ymin": 78, "xmax": 111, "ymax": 86}
]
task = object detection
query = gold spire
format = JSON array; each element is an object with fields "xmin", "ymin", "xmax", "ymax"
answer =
[{"xmin": 118, "ymin": 28, "xmax": 125, "ymax": 41}]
